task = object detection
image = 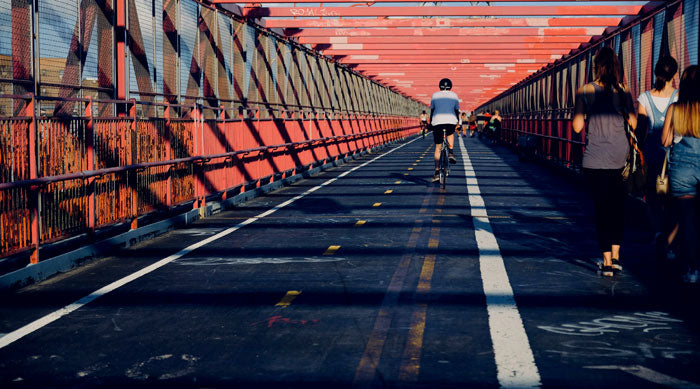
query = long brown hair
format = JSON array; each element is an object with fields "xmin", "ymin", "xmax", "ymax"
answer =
[
  {"xmin": 671, "ymin": 65, "xmax": 700, "ymax": 137},
  {"xmin": 594, "ymin": 46, "xmax": 622, "ymax": 93}
]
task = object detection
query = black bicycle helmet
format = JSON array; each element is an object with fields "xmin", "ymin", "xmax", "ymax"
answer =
[{"xmin": 439, "ymin": 78, "xmax": 452, "ymax": 90}]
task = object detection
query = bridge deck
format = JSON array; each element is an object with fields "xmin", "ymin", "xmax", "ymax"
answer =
[{"xmin": 1, "ymin": 135, "xmax": 699, "ymax": 388}]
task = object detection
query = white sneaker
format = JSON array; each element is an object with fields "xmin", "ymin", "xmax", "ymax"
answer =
[{"xmin": 682, "ymin": 270, "xmax": 699, "ymax": 284}]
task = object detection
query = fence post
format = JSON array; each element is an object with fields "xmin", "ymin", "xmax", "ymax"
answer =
[
  {"xmin": 164, "ymin": 104, "xmax": 172, "ymax": 209},
  {"xmin": 27, "ymin": 94, "xmax": 40, "ymax": 264},
  {"xmin": 86, "ymin": 97, "xmax": 95, "ymax": 234},
  {"xmin": 129, "ymin": 99, "xmax": 138, "ymax": 230},
  {"xmin": 219, "ymin": 105, "xmax": 228, "ymax": 201},
  {"xmin": 192, "ymin": 104, "xmax": 205, "ymax": 211}
]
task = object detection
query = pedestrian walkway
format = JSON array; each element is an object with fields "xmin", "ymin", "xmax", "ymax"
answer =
[{"xmin": 1, "ymin": 134, "xmax": 699, "ymax": 388}]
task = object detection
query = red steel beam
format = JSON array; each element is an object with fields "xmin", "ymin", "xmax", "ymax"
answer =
[
  {"xmin": 268, "ymin": 17, "xmax": 625, "ymax": 29},
  {"xmin": 243, "ymin": 6, "xmax": 643, "ymax": 18},
  {"xmin": 300, "ymin": 36, "xmax": 593, "ymax": 44},
  {"xmin": 324, "ymin": 43, "xmax": 582, "ymax": 50},
  {"xmin": 325, "ymin": 49, "xmax": 572, "ymax": 56},
  {"xmin": 287, "ymin": 27, "xmax": 607, "ymax": 37},
  {"xmin": 217, "ymin": 0, "xmax": 645, "ymax": 2},
  {"xmin": 340, "ymin": 55, "xmax": 560, "ymax": 62},
  {"xmin": 344, "ymin": 59, "xmax": 554, "ymax": 64}
]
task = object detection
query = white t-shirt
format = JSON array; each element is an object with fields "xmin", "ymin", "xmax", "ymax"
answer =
[
  {"xmin": 637, "ymin": 91, "xmax": 677, "ymax": 130},
  {"xmin": 430, "ymin": 90, "xmax": 460, "ymax": 125}
]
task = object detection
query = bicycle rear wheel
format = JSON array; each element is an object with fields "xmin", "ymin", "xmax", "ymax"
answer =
[{"xmin": 439, "ymin": 150, "xmax": 448, "ymax": 189}]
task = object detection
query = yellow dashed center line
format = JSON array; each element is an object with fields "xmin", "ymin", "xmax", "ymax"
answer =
[
  {"xmin": 394, "ymin": 181, "xmax": 403, "ymax": 184},
  {"xmin": 407, "ymin": 167, "xmax": 414, "ymax": 171},
  {"xmin": 399, "ymin": 223, "xmax": 440, "ymax": 381},
  {"xmin": 323, "ymin": 245, "xmax": 341, "ymax": 255},
  {"xmin": 275, "ymin": 290, "xmax": 301, "ymax": 307},
  {"xmin": 355, "ymin": 220, "xmax": 367, "ymax": 226},
  {"xmin": 417, "ymin": 254, "xmax": 436, "ymax": 293},
  {"xmin": 373, "ymin": 202, "xmax": 382, "ymax": 207},
  {"xmin": 384, "ymin": 190, "xmax": 393, "ymax": 194}
]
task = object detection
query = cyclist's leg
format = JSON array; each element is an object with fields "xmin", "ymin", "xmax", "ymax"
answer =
[
  {"xmin": 446, "ymin": 126, "xmax": 457, "ymax": 164},
  {"xmin": 432, "ymin": 125, "xmax": 445, "ymax": 182}
]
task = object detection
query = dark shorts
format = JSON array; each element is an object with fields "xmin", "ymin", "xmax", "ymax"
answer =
[{"xmin": 432, "ymin": 123, "xmax": 456, "ymax": 144}]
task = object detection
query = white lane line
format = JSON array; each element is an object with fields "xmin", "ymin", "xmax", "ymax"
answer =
[
  {"xmin": 584, "ymin": 365, "xmax": 700, "ymax": 388},
  {"xmin": 458, "ymin": 137, "xmax": 541, "ymax": 388},
  {"xmin": 0, "ymin": 137, "xmax": 420, "ymax": 350}
]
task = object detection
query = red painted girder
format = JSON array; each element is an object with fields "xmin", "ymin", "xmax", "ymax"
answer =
[
  {"xmin": 341, "ymin": 58, "xmax": 554, "ymax": 64},
  {"xmin": 243, "ymin": 6, "xmax": 642, "ymax": 18},
  {"xmin": 288, "ymin": 27, "xmax": 606, "ymax": 37},
  {"xmin": 341, "ymin": 54, "xmax": 560, "ymax": 61},
  {"xmin": 355, "ymin": 64, "xmax": 543, "ymax": 70},
  {"xmin": 325, "ymin": 49, "xmax": 572, "ymax": 56},
  {"xmin": 269, "ymin": 17, "xmax": 624, "ymax": 29},
  {"xmin": 301, "ymin": 35, "xmax": 591, "ymax": 44},
  {"xmin": 326, "ymin": 43, "xmax": 581, "ymax": 50},
  {"xmin": 217, "ymin": 0, "xmax": 644, "ymax": 3}
]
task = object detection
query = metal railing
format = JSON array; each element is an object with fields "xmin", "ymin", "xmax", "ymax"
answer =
[{"xmin": 0, "ymin": 93, "xmax": 418, "ymax": 264}]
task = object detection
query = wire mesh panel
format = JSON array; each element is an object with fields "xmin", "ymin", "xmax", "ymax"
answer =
[
  {"xmin": 275, "ymin": 39, "xmax": 286, "ymax": 110},
  {"xmin": 217, "ymin": 12, "xmax": 234, "ymax": 108},
  {"xmin": 201, "ymin": 5, "xmax": 218, "ymax": 118},
  {"xmin": 232, "ymin": 19, "xmax": 246, "ymax": 103},
  {"xmin": 245, "ymin": 24, "xmax": 257, "ymax": 104},
  {"xmin": 1, "ymin": 1, "xmax": 15, "ymax": 116},
  {"xmin": 39, "ymin": 0, "xmax": 78, "ymax": 114},
  {"xmin": 162, "ymin": 0, "xmax": 179, "ymax": 103},
  {"xmin": 180, "ymin": 0, "xmax": 199, "ymax": 103},
  {"xmin": 256, "ymin": 32, "xmax": 271, "ymax": 118},
  {"xmin": 128, "ymin": 0, "xmax": 157, "ymax": 109},
  {"xmin": 287, "ymin": 45, "xmax": 301, "ymax": 109}
]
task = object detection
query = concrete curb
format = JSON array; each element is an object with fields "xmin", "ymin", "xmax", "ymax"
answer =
[{"xmin": 0, "ymin": 138, "xmax": 408, "ymax": 290}]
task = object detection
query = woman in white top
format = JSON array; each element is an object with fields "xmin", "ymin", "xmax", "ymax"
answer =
[{"xmin": 637, "ymin": 56, "xmax": 678, "ymax": 260}]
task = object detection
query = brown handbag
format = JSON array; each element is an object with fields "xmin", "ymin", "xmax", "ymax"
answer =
[{"xmin": 656, "ymin": 149, "xmax": 670, "ymax": 195}]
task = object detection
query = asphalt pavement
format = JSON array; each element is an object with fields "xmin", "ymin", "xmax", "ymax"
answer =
[{"xmin": 1, "ymin": 133, "xmax": 699, "ymax": 388}]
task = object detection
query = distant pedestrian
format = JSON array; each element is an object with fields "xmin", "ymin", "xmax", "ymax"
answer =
[
  {"xmin": 637, "ymin": 56, "xmax": 679, "ymax": 261},
  {"xmin": 468, "ymin": 112, "xmax": 477, "ymax": 137},
  {"xmin": 661, "ymin": 65, "xmax": 700, "ymax": 283},
  {"xmin": 486, "ymin": 109, "xmax": 502, "ymax": 143},
  {"xmin": 573, "ymin": 46, "xmax": 637, "ymax": 277},
  {"xmin": 459, "ymin": 112, "xmax": 468, "ymax": 137}
]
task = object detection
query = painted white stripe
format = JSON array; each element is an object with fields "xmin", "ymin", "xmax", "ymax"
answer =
[
  {"xmin": 0, "ymin": 137, "xmax": 420, "ymax": 350},
  {"xmin": 585, "ymin": 365, "xmax": 700, "ymax": 388},
  {"xmin": 458, "ymin": 136, "xmax": 541, "ymax": 388}
]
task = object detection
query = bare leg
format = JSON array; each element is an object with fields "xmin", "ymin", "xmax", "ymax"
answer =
[
  {"xmin": 447, "ymin": 133, "xmax": 455, "ymax": 150},
  {"xmin": 603, "ymin": 251, "xmax": 612, "ymax": 266},
  {"xmin": 434, "ymin": 143, "xmax": 442, "ymax": 169},
  {"xmin": 611, "ymin": 245, "xmax": 620, "ymax": 261}
]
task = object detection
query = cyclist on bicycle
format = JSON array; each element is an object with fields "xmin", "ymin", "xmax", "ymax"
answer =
[
  {"xmin": 431, "ymin": 78, "xmax": 460, "ymax": 182},
  {"xmin": 419, "ymin": 110, "xmax": 428, "ymax": 137}
]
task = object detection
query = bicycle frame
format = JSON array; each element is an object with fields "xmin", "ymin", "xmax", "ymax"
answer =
[{"xmin": 438, "ymin": 128, "xmax": 450, "ymax": 189}]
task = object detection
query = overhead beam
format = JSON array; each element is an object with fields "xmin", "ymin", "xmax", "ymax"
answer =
[
  {"xmin": 243, "ymin": 6, "xmax": 643, "ymax": 18},
  {"xmin": 286, "ymin": 27, "xmax": 607, "ymax": 37},
  {"xmin": 216, "ymin": 0, "xmax": 646, "ymax": 3},
  {"xmin": 267, "ymin": 17, "xmax": 625, "ymax": 29},
  {"xmin": 324, "ymin": 49, "xmax": 572, "ymax": 56},
  {"xmin": 341, "ymin": 54, "xmax": 560, "ymax": 61},
  {"xmin": 322, "ymin": 43, "xmax": 582, "ymax": 50},
  {"xmin": 301, "ymin": 36, "xmax": 591, "ymax": 44}
]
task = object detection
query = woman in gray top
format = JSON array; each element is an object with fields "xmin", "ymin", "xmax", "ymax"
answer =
[{"xmin": 573, "ymin": 46, "xmax": 637, "ymax": 277}]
